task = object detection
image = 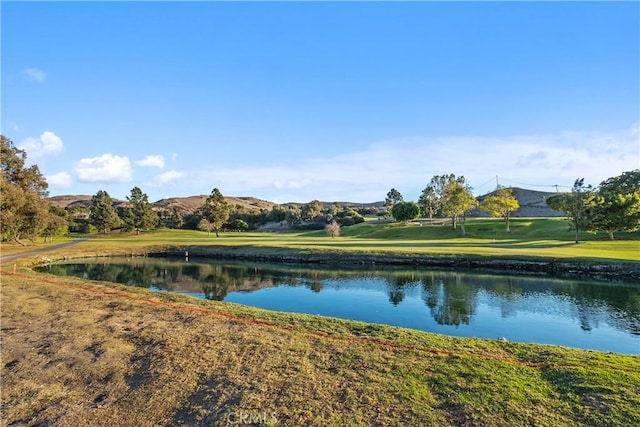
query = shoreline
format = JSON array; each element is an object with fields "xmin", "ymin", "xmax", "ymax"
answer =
[
  {"xmin": 150, "ymin": 245, "xmax": 640, "ymax": 283},
  {"xmin": 4, "ymin": 239, "xmax": 638, "ymax": 282}
]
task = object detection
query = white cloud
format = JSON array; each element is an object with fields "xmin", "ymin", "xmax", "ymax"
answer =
[
  {"xmin": 21, "ymin": 68, "xmax": 47, "ymax": 83},
  {"xmin": 8, "ymin": 121, "xmax": 20, "ymax": 132},
  {"xmin": 188, "ymin": 125, "xmax": 640, "ymax": 202},
  {"xmin": 273, "ymin": 179, "xmax": 312, "ymax": 190},
  {"xmin": 146, "ymin": 170, "xmax": 185, "ymax": 187},
  {"xmin": 18, "ymin": 131, "xmax": 64, "ymax": 161},
  {"xmin": 136, "ymin": 155, "xmax": 165, "ymax": 168},
  {"xmin": 46, "ymin": 172, "xmax": 73, "ymax": 188},
  {"xmin": 75, "ymin": 154, "xmax": 132, "ymax": 183}
]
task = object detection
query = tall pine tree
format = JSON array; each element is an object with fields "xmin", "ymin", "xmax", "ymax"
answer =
[
  {"xmin": 89, "ymin": 190, "xmax": 119, "ymax": 233},
  {"xmin": 202, "ymin": 188, "xmax": 230, "ymax": 237},
  {"xmin": 125, "ymin": 186, "xmax": 158, "ymax": 235}
]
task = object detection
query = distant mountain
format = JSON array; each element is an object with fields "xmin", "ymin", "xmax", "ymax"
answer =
[
  {"xmin": 475, "ymin": 187, "xmax": 564, "ymax": 217},
  {"xmin": 48, "ymin": 187, "xmax": 563, "ymax": 218},
  {"xmin": 48, "ymin": 195, "xmax": 128, "ymax": 209},
  {"xmin": 282, "ymin": 201, "xmax": 384, "ymax": 209},
  {"xmin": 47, "ymin": 194, "xmax": 279, "ymax": 215},
  {"xmin": 153, "ymin": 196, "xmax": 278, "ymax": 214}
]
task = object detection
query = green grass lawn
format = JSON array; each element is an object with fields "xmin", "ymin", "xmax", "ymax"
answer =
[{"xmin": 29, "ymin": 217, "xmax": 636, "ymax": 263}]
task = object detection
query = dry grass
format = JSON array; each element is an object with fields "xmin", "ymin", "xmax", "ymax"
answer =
[
  {"xmin": 0, "ymin": 270, "xmax": 444, "ymax": 426},
  {"xmin": 2, "ymin": 264, "xmax": 639, "ymax": 426}
]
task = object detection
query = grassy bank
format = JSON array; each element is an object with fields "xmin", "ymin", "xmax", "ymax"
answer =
[
  {"xmin": 2, "ymin": 217, "xmax": 639, "ymax": 425},
  {"xmin": 2, "ymin": 266, "xmax": 639, "ymax": 426},
  {"xmin": 6, "ymin": 218, "xmax": 639, "ymax": 264}
]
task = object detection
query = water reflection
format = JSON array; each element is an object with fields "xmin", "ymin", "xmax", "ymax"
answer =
[
  {"xmin": 422, "ymin": 275, "xmax": 477, "ymax": 327},
  {"xmin": 39, "ymin": 258, "xmax": 640, "ymax": 353}
]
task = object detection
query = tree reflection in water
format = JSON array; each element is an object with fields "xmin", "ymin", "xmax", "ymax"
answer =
[
  {"xmin": 420, "ymin": 273, "xmax": 477, "ymax": 327},
  {"xmin": 202, "ymin": 277, "xmax": 228, "ymax": 301},
  {"xmin": 385, "ymin": 273, "xmax": 419, "ymax": 306},
  {"xmin": 38, "ymin": 259, "xmax": 640, "ymax": 339}
]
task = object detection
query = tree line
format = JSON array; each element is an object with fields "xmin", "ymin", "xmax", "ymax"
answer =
[
  {"xmin": 37, "ymin": 185, "xmax": 372, "ymax": 239},
  {"xmin": 384, "ymin": 173, "xmax": 520, "ymax": 235},
  {"xmin": 1, "ymin": 135, "xmax": 638, "ymax": 243},
  {"xmin": 546, "ymin": 172, "xmax": 640, "ymax": 242},
  {"xmin": 1, "ymin": 135, "xmax": 373, "ymax": 241},
  {"xmin": 383, "ymin": 170, "xmax": 639, "ymax": 241}
]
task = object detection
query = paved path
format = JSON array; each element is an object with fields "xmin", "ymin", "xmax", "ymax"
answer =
[{"xmin": 0, "ymin": 240, "xmax": 86, "ymax": 263}]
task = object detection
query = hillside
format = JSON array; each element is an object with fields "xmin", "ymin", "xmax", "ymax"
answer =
[
  {"xmin": 474, "ymin": 187, "xmax": 564, "ymax": 217},
  {"xmin": 48, "ymin": 195, "xmax": 279, "ymax": 215},
  {"xmin": 48, "ymin": 195, "xmax": 380, "ymax": 213},
  {"xmin": 48, "ymin": 187, "xmax": 563, "ymax": 217},
  {"xmin": 48, "ymin": 195, "xmax": 128, "ymax": 209},
  {"xmin": 153, "ymin": 196, "xmax": 278, "ymax": 214},
  {"xmin": 283, "ymin": 201, "xmax": 384, "ymax": 210}
]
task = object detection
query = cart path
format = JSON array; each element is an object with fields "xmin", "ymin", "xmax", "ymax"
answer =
[{"xmin": 0, "ymin": 239, "xmax": 86, "ymax": 263}]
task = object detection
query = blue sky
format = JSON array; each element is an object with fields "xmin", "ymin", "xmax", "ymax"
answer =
[{"xmin": 2, "ymin": 1, "xmax": 639, "ymax": 203}]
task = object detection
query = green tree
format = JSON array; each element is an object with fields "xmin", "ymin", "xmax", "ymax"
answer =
[
  {"xmin": 43, "ymin": 205, "xmax": 69, "ymax": 242},
  {"xmin": 125, "ymin": 186, "xmax": 158, "ymax": 235},
  {"xmin": 598, "ymin": 169, "xmax": 640, "ymax": 194},
  {"xmin": 117, "ymin": 206, "xmax": 135, "ymax": 232},
  {"xmin": 546, "ymin": 178, "xmax": 596, "ymax": 243},
  {"xmin": 301, "ymin": 200, "xmax": 323, "ymax": 221},
  {"xmin": 170, "ymin": 208, "xmax": 184, "ymax": 229},
  {"xmin": 267, "ymin": 205, "xmax": 287, "ymax": 223},
  {"xmin": 421, "ymin": 174, "xmax": 470, "ymax": 221},
  {"xmin": 286, "ymin": 205, "xmax": 302, "ymax": 227},
  {"xmin": 1, "ymin": 136, "xmax": 50, "ymax": 244},
  {"xmin": 67, "ymin": 205, "xmax": 89, "ymax": 233},
  {"xmin": 329, "ymin": 202, "xmax": 341, "ymax": 217},
  {"xmin": 391, "ymin": 201, "xmax": 420, "ymax": 223},
  {"xmin": 441, "ymin": 182, "xmax": 477, "ymax": 234},
  {"xmin": 202, "ymin": 188, "xmax": 230, "ymax": 237},
  {"xmin": 384, "ymin": 188, "xmax": 403, "ymax": 216},
  {"xmin": 479, "ymin": 187, "xmax": 520, "ymax": 232},
  {"xmin": 335, "ymin": 208, "xmax": 365, "ymax": 226},
  {"xmin": 418, "ymin": 185, "xmax": 438, "ymax": 223},
  {"xmin": 589, "ymin": 170, "xmax": 640, "ymax": 239},
  {"xmin": 230, "ymin": 218, "xmax": 249, "ymax": 232},
  {"xmin": 89, "ymin": 190, "xmax": 120, "ymax": 233},
  {"xmin": 18, "ymin": 193, "xmax": 50, "ymax": 243}
]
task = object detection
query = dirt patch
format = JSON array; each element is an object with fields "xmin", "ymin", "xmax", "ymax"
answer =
[
  {"xmin": 581, "ymin": 393, "xmax": 610, "ymax": 416},
  {"xmin": 171, "ymin": 377, "xmax": 245, "ymax": 426}
]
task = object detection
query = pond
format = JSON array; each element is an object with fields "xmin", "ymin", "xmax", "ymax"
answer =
[{"xmin": 38, "ymin": 257, "xmax": 640, "ymax": 354}]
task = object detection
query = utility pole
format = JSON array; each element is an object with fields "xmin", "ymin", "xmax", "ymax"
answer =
[
  {"xmin": 553, "ymin": 184, "xmax": 559, "ymax": 192},
  {"xmin": 496, "ymin": 175, "xmax": 500, "ymax": 189}
]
